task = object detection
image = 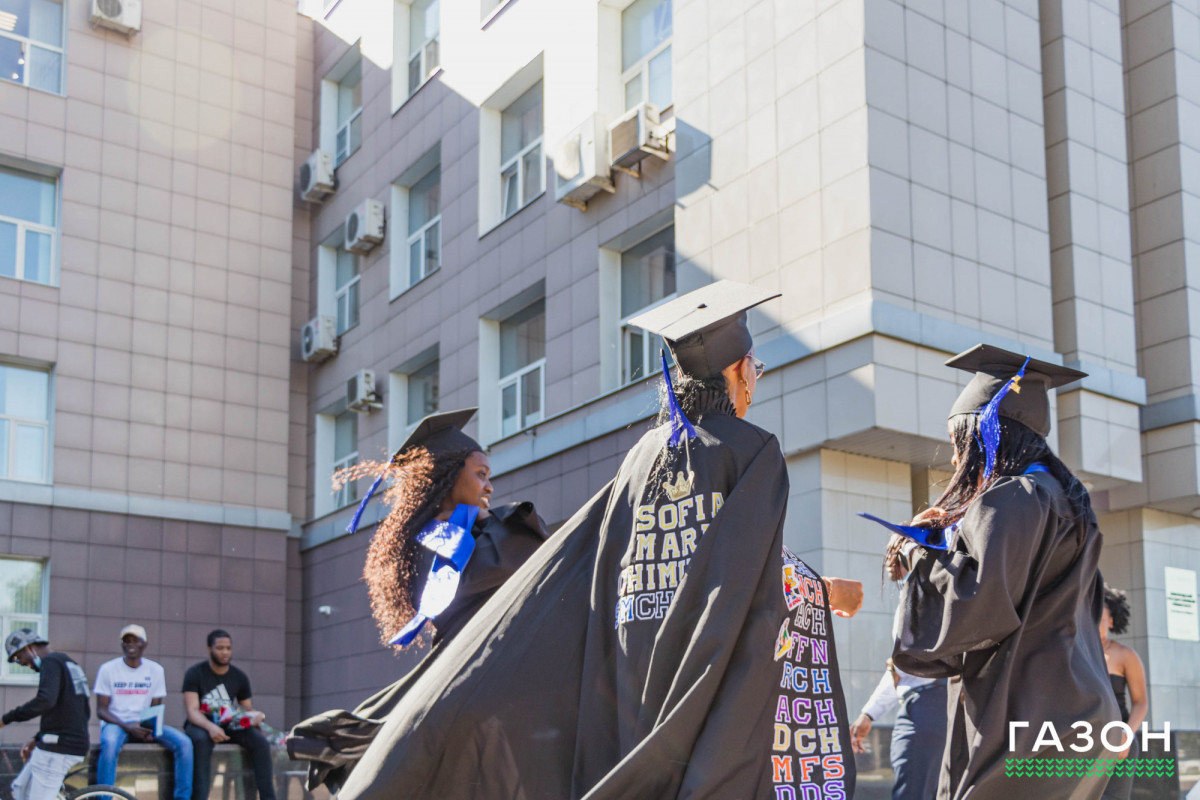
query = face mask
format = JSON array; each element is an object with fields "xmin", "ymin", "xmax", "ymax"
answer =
[{"xmin": 31, "ymin": 656, "xmax": 41, "ymax": 672}]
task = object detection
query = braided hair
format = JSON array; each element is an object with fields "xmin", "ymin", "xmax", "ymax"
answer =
[{"xmin": 338, "ymin": 446, "xmax": 476, "ymax": 649}]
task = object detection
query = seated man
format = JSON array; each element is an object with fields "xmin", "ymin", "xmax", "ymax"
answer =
[
  {"xmin": 94, "ymin": 624, "xmax": 192, "ymax": 800},
  {"xmin": 182, "ymin": 630, "xmax": 274, "ymax": 800}
]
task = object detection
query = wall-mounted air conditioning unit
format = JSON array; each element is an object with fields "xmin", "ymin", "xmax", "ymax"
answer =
[
  {"xmin": 609, "ymin": 103, "xmax": 670, "ymax": 177},
  {"xmin": 90, "ymin": 0, "xmax": 142, "ymax": 35},
  {"xmin": 300, "ymin": 316, "xmax": 337, "ymax": 363},
  {"xmin": 345, "ymin": 199, "xmax": 385, "ymax": 254},
  {"xmin": 347, "ymin": 369, "xmax": 383, "ymax": 412},
  {"xmin": 300, "ymin": 150, "xmax": 336, "ymax": 203},
  {"xmin": 554, "ymin": 114, "xmax": 615, "ymax": 211}
]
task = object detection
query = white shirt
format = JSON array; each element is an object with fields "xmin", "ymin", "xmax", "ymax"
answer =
[
  {"xmin": 859, "ymin": 665, "xmax": 938, "ymax": 722},
  {"xmin": 93, "ymin": 658, "xmax": 167, "ymax": 725}
]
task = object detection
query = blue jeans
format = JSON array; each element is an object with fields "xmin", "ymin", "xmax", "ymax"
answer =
[{"xmin": 98, "ymin": 722, "xmax": 193, "ymax": 800}]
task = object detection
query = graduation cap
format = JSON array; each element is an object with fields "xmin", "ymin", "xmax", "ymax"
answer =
[
  {"xmin": 391, "ymin": 408, "xmax": 481, "ymax": 462},
  {"xmin": 346, "ymin": 409, "xmax": 482, "ymax": 536},
  {"xmin": 947, "ymin": 344, "xmax": 1086, "ymax": 480},
  {"xmin": 626, "ymin": 280, "xmax": 781, "ymax": 379}
]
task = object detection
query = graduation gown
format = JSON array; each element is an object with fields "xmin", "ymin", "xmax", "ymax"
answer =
[
  {"xmin": 338, "ymin": 393, "xmax": 855, "ymax": 800},
  {"xmin": 286, "ymin": 501, "xmax": 548, "ymax": 792},
  {"xmin": 892, "ymin": 469, "xmax": 1119, "ymax": 800}
]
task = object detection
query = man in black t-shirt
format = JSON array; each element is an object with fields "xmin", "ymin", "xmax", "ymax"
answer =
[
  {"xmin": 182, "ymin": 630, "xmax": 274, "ymax": 800},
  {"xmin": 0, "ymin": 630, "xmax": 90, "ymax": 800}
]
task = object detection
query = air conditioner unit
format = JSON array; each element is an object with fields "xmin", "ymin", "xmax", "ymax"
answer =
[
  {"xmin": 553, "ymin": 114, "xmax": 615, "ymax": 211},
  {"xmin": 345, "ymin": 199, "xmax": 385, "ymax": 254},
  {"xmin": 347, "ymin": 369, "xmax": 383, "ymax": 412},
  {"xmin": 300, "ymin": 150, "xmax": 336, "ymax": 202},
  {"xmin": 90, "ymin": 0, "xmax": 141, "ymax": 35},
  {"xmin": 300, "ymin": 316, "xmax": 337, "ymax": 363},
  {"xmin": 609, "ymin": 103, "xmax": 670, "ymax": 177}
]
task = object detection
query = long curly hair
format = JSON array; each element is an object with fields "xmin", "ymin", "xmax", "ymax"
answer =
[
  {"xmin": 1104, "ymin": 583, "xmax": 1131, "ymax": 635},
  {"xmin": 337, "ymin": 445, "xmax": 476, "ymax": 648}
]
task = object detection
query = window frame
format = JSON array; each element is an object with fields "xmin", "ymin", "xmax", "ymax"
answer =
[
  {"xmin": 498, "ymin": 357, "xmax": 545, "ymax": 438},
  {"xmin": 0, "ymin": 363, "xmax": 51, "ymax": 484},
  {"xmin": 331, "ymin": 410, "xmax": 359, "ymax": 511},
  {"xmin": 405, "ymin": 358, "xmax": 440, "ymax": 426},
  {"xmin": 500, "ymin": 135, "xmax": 543, "ymax": 221},
  {"xmin": 619, "ymin": 292, "xmax": 676, "ymax": 385},
  {"xmin": 620, "ymin": 0, "xmax": 672, "ymax": 113},
  {"xmin": 333, "ymin": 58, "xmax": 363, "ymax": 167},
  {"xmin": 0, "ymin": 0, "xmax": 65, "ymax": 95},
  {"xmin": 0, "ymin": 166, "xmax": 59, "ymax": 287},
  {"xmin": 333, "ymin": 247, "xmax": 360, "ymax": 336},
  {"xmin": 407, "ymin": 215, "xmax": 441, "ymax": 286},
  {"xmin": 0, "ymin": 556, "xmax": 49, "ymax": 686},
  {"xmin": 407, "ymin": 0, "xmax": 440, "ymax": 97}
]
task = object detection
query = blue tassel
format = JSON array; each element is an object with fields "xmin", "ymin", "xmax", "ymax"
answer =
[
  {"xmin": 978, "ymin": 356, "xmax": 1030, "ymax": 482},
  {"xmin": 346, "ymin": 473, "xmax": 386, "ymax": 535},
  {"xmin": 661, "ymin": 350, "xmax": 696, "ymax": 447},
  {"xmin": 857, "ymin": 513, "xmax": 949, "ymax": 550}
]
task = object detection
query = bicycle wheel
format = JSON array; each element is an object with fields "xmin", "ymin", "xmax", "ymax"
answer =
[{"xmin": 64, "ymin": 784, "xmax": 138, "ymax": 800}]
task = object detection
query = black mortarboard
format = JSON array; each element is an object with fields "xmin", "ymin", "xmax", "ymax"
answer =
[
  {"xmin": 946, "ymin": 344, "xmax": 1086, "ymax": 436},
  {"xmin": 626, "ymin": 280, "xmax": 781, "ymax": 378},
  {"xmin": 392, "ymin": 408, "xmax": 482, "ymax": 461}
]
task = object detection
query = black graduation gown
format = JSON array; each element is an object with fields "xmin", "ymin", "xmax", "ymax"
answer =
[
  {"xmin": 338, "ymin": 396, "xmax": 855, "ymax": 800},
  {"xmin": 892, "ymin": 470, "xmax": 1119, "ymax": 800},
  {"xmin": 286, "ymin": 501, "xmax": 548, "ymax": 791}
]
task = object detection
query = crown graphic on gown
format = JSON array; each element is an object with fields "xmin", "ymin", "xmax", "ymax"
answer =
[{"xmin": 663, "ymin": 471, "xmax": 695, "ymax": 501}]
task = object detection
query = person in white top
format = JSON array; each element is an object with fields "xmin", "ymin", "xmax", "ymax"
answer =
[
  {"xmin": 94, "ymin": 624, "xmax": 193, "ymax": 800},
  {"xmin": 850, "ymin": 658, "xmax": 948, "ymax": 800}
]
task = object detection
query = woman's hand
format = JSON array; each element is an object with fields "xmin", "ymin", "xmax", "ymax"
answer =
[
  {"xmin": 885, "ymin": 534, "xmax": 909, "ymax": 581},
  {"xmin": 911, "ymin": 506, "xmax": 946, "ymax": 525},
  {"xmin": 823, "ymin": 577, "xmax": 863, "ymax": 617},
  {"xmin": 849, "ymin": 714, "xmax": 872, "ymax": 753}
]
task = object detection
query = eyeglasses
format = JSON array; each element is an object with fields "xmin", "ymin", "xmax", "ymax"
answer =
[{"xmin": 750, "ymin": 358, "xmax": 766, "ymax": 379}]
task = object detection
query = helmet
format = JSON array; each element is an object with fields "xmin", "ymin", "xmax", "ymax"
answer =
[{"xmin": 5, "ymin": 629, "xmax": 48, "ymax": 663}]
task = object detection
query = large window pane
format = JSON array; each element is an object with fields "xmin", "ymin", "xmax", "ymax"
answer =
[
  {"xmin": 620, "ymin": 227, "xmax": 676, "ymax": 317},
  {"xmin": 648, "ymin": 46, "xmax": 672, "ymax": 109},
  {"xmin": 0, "ymin": 167, "xmax": 56, "ymax": 226},
  {"xmin": 0, "ymin": 365, "xmax": 49, "ymax": 420},
  {"xmin": 12, "ymin": 424, "xmax": 43, "ymax": 481},
  {"xmin": 501, "ymin": 82, "xmax": 542, "ymax": 162},
  {"xmin": 24, "ymin": 230, "xmax": 50, "ymax": 285},
  {"xmin": 408, "ymin": 167, "xmax": 440, "ymax": 232},
  {"xmin": 337, "ymin": 62, "xmax": 362, "ymax": 127},
  {"xmin": 0, "ymin": 420, "xmax": 7, "ymax": 478},
  {"xmin": 0, "ymin": 559, "xmax": 44, "ymax": 615},
  {"xmin": 0, "ymin": 221, "xmax": 16, "ymax": 279},
  {"xmin": 406, "ymin": 360, "xmax": 439, "ymax": 424},
  {"xmin": 29, "ymin": 0, "xmax": 63, "ymax": 47},
  {"xmin": 334, "ymin": 412, "xmax": 357, "ymax": 461},
  {"xmin": 621, "ymin": 0, "xmax": 672, "ymax": 71},
  {"xmin": 28, "ymin": 45, "xmax": 60, "ymax": 93},
  {"xmin": 499, "ymin": 300, "xmax": 545, "ymax": 376},
  {"xmin": 335, "ymin": 248, "xmax": 357, "ymax": 288},
  {"xmin": 409, "ymin": 0, "xmax": 439, "ymax": 52},
  {"xmin": 0, "ymin": 37, "xmax": 21, "ymax": 86}
]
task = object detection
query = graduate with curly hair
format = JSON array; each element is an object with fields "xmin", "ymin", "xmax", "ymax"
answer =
[
  {"xmin": 287, "ymin": 409, "xmax": 548, "ymax": 791},
  {"xmin": 1100, "ymin": 584, "xmax": 1148, "ymax": 800}
]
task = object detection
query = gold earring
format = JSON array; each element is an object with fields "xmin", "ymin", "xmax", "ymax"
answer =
[{"xmin": 744, "ymin": 386, "xmax": 752, "ymax": 407}]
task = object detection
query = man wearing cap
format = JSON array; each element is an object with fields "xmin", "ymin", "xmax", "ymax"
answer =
[
  {"xmin": 337, "ymin": 281, "xmax": 863, "ymax": 800},
  {"xmin": 0, "ymin": 630, "xmax": 90, "ymax": 800},
  {"xmin": 94, "ymin": 624, "xmax": 193, "ymax": 800},
  {"xmin": 879, "ymin": 344, "xmax": 1118, "ymax": 799}
]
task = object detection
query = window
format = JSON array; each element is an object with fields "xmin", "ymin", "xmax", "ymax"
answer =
[
  {"xmin": 335, "ymin": 59, "xmax": 363, "ymax": 166},
  {"xmin": 498, "ymin": 299, "xmax": 545, "ymax": 437},
  {"xmin": 620, "ymin": 226, "xmax": 675, "ymax": 383},
  {"xmin": 407, "ymin": 165, "xmax": 440, "ymax": 285},
  {"xmin": 0, "ymin": 166, "xmax": 56, "ymax": 286},
  {"xmin": 0, "ymin": 0, "xmax": 63, "ymax": 94},
  {"xmin": 408, "ymin": 0, "xmax": 439, "ymax": 96},
  {"xmin": 0, "ymin": 558, "xmax": 47, "ymax": 683},
  {"xmin": 0, "ymin": 364, "xmax": 49, "ymax": 484},
  {"xmin": 334, "ymin": 246, "xmax": 359, "ymax": 335},
  {"xmin": 621, "ymin": 0, "xmax": 672, "ymax": 112},
  {"xmin": 406, "ymin": 359, "xmax": 439, "ymax": 425},
  {"xmin": 500, "ymin": 82, "xmax": 543, "ymax": 220},
  {"xmin": 332, "ymin": 410, "xmax": 358, "ymax": 509}
]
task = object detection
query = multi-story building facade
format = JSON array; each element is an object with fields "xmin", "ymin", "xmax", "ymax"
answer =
[
  {"xmin": 2, "ymin": 0, "xmax": 1198, "ymax": 781},
  {"xmin": 295, "ymin": 0, "xmax": 1200, "ymax": 749},
  {"xmin": 0, "ymin": 0, "xmax": 300, "ymax": 740}
]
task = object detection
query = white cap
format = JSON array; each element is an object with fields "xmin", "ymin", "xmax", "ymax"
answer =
[{"xmin": 119, "ymin": 624, "xmax": 147, "ymax": 642}]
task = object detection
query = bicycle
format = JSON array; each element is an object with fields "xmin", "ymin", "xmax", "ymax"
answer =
[{"xmin": 56, "ymin": 761, "xmax": 138, "ymax": 800}]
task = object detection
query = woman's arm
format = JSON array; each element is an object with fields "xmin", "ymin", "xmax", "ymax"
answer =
[{"xmin": 1122, "ymin": 644, "xmax": 1149, "ymax": 758}]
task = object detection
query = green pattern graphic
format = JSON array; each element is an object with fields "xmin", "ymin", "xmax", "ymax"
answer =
[{"xmin": 1004, "ymin": 758, "xmax": 1174, "ymax": 778}]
